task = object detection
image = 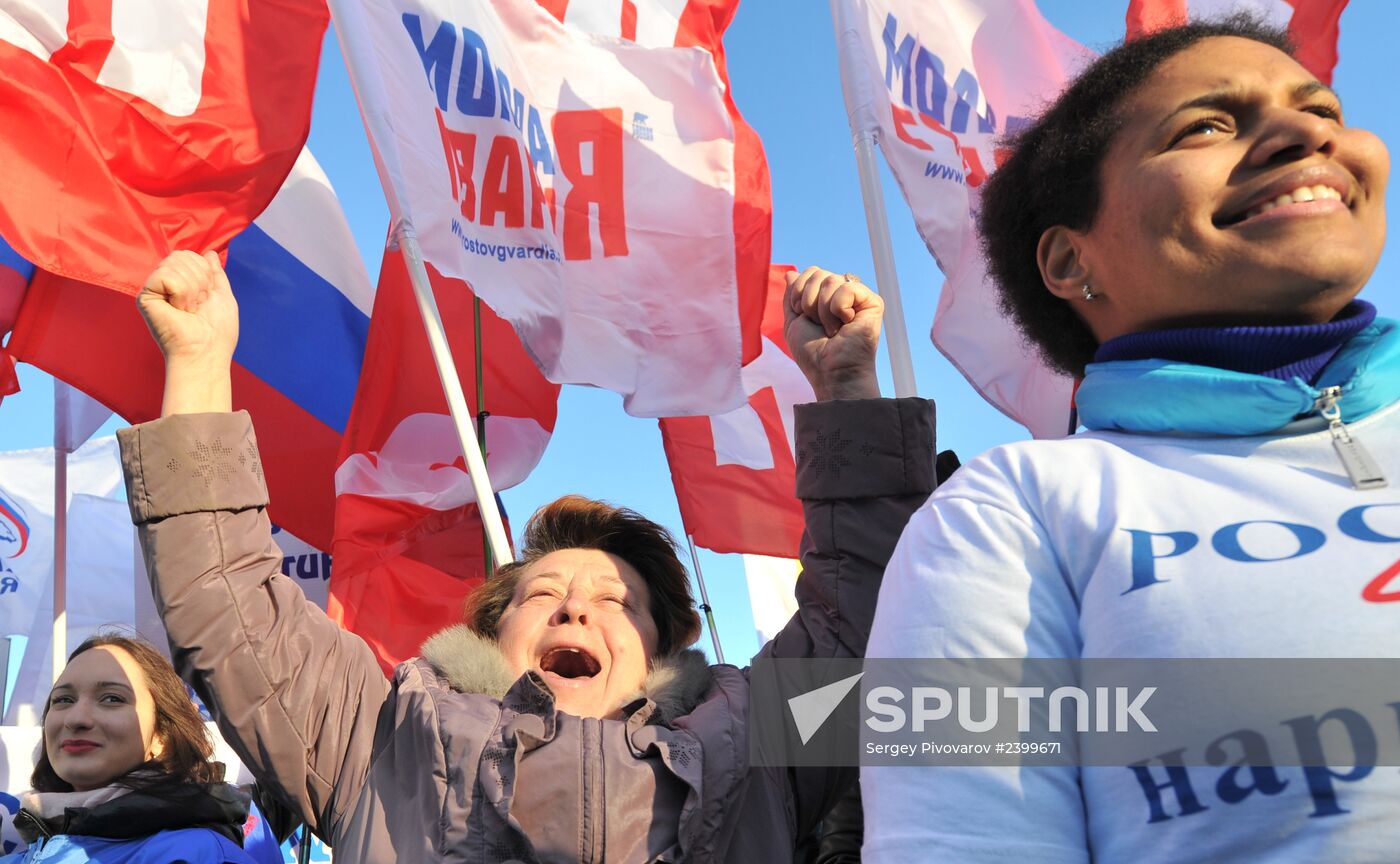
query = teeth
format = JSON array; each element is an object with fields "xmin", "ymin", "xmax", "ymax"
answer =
[{"xmin": 1241, "ymin": 184, "xmax": 1345, "ymax": 221}]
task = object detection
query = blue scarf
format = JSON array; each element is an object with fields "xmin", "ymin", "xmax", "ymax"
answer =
[
  {"xmin": 1076, "ymin": 317, "xmax": 1400, "ymax": 436},
  {"xmin": 1094, "ymin": 301, "xmax": 1377, "ymax": 383}
]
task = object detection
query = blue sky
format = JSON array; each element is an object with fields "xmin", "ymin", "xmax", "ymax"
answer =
[{"xmin": 2, "ymin": 1, "xmax": 1397, "ymax": 663}]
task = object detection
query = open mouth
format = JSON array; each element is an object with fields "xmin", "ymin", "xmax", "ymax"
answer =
[
  {"xmin": 540, "ymin": 647, "xmax": 602, "ymax": 680},
  {"xmin": 1216, "ymin": 183, "xmax": 1349, "ymax": 227}
]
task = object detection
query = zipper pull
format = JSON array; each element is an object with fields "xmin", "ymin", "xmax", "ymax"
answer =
[{"xmin": 1315, "ymin": 386, "xmax": 1387, "ymax": 490}]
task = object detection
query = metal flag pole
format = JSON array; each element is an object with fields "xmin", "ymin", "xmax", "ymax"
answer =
[
  {"xmin": 329, "ymin": 0, "xmax": 513, "ymax": 565},
  {"xmin": 685, "ymin": 534, "xmax": 724, "ymax": 664},
  {"xmin": 473, "ymin": 295, "xmax": 495, "ymax": 575},
  {"xmin": 397, "ymin": 224, "xmax": 514, "ymax": 565},
  {"xmin": 830, "ymin": 0, "xmax": 918, "ymax": 398},
  {"xmin": 51, "ymin": 445, "xmax": 67, "ymax": 686}
]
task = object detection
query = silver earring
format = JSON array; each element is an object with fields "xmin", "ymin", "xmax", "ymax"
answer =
[{"xmin": 1082, "ymin": 284, "xmax": 1098, "ymax": 302}]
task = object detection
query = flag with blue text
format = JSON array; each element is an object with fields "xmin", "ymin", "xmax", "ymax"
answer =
[
  {"xmin": 332, "ymin": 0, "xmax": 752, "ymax": 416},
  {"xmin": 832, "ymin": 0, "xmax": 1093, "ymax": 438}
]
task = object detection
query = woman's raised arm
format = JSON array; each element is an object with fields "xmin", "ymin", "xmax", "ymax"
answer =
[{"xmin": 120, "ymin": 251, "xmax": 390, "ymax": 845}]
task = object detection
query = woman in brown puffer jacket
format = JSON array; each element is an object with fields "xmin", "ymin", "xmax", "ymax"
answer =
[{"xmin": 119, "ymin": 253, "xmax": 935, "ymax": 862}]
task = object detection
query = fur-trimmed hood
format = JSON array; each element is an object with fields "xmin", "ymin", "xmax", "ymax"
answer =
[{"xmin": 419, "ymin": 625, "xmax": 714, "ymax": 725}]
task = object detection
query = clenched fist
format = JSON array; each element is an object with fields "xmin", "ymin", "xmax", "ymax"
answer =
[
  {"xmin": 783, "ymin": 266, "xmax": 882, "ymax": 401},
  {"xmin": 137, "ymin": 251, "xmax": 238, "ymax": 416}
]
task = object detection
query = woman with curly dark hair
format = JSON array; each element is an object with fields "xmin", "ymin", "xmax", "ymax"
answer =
[
  {"xmin": 865, "ymin": 16, "xmax": 1397, "ymax": 864},
  {"xmin": 3, "ymin": 634, "xmax": 260, "ymax": 862}
]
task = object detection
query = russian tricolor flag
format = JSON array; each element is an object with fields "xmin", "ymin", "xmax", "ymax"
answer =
[{"xmin": 5, "ymin": 150, "xmax": 373, "ymax": 549}]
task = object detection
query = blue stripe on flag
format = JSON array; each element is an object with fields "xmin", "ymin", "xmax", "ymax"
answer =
[
  {"xmin": 227, "ymin": 226, "xmax": 369, "ymax": 434},
  {"xmin": 0, "ymin": 235, "xmax": 35, "ymax": 283}
]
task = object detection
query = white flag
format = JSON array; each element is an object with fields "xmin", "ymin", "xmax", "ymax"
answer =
[
  {"xmin": 332, "ymin": 0, "xmax": 746, "ymax": 417},
  {"xmin": 0, "ymin": 438, "xmax": 122, "ymax": 722},
  {"xmin": 743, "ymin": 554, "xmax": 799, "ymax": 646},
  {"xmin": 832, "ymin": 0, "xmax": 1094, "ymax": 438},
  {"xmin": 53, "ymin": 381, "xmax": 112, "ymax": 454}
]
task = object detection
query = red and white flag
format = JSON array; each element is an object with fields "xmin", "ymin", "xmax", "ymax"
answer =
[
  {"xmin": 537, "ymin": 0, "xmax": 772, "ymax": 368},
  {"xmin": 0, "ymin": 0, "xmax": 327, "ymax": 291},
  {"xmin": 660, "ymin": 266, "xmax": 809, "ymax": 558},
  {"xmin": 832, "ymin": 0, "xmax": 1093, "ymax": 438},
  {"xmin": 1126, "ymin": 0, "xmax": 1347, "ymax": 84},
  {"xmin": 331, "ymin": 0, "xmax": 755, "ymax": 416},
  {"xmin": 330, "ymin": 248, "xmax": 561, "ymax": 672}
]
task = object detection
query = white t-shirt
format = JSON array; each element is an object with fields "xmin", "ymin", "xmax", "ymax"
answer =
[{"xmin": 864, "ymin": 400, "xmax": 1400, "ymax": 863}]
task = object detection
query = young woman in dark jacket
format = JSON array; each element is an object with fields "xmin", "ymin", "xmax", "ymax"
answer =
[{"xmin": 2, "ymin": 634, "xmax": 259, "ymax": 863}]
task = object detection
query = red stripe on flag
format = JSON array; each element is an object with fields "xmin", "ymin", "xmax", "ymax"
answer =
[
  {"xmin": 537, "ymin": 0, "xmax": 570, "ymax": 23},
  {"xmin": 621, "ymin": 1, "xmax": 638, "ymax": 41},
  {"xmin": 230, "ymin": 365, "xmax": 341, "ymax": 549},
  {"xmin": 674, "ymin": 0, "xmax": 770, "ymax": 365},
  {"xmin": 1125, "ymin": 0, "xmax": 1189, "ymax": 40},
  {"xmin": 329, "ymin": 495, "xmax": 490, "ymax": 675},
  {"xmin": 1284, "ymin": 0, "xmax": 1348, "ymax": 84}
]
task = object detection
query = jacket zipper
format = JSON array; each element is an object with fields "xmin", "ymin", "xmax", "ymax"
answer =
[
  {"xmin": 14, "ymin": 809, "xmax": 53, "ymax": 848},
  {"xmin": 1314, "ymin": 386, "xmax": 1388, "ymax": 490},
  {"xmin": 579, "ymin": 717, "xmax": 605, "ymax": 863}
]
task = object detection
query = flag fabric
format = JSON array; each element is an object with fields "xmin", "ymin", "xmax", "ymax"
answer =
[
  {"xmin": 1125, "ymin": 0, "xmax": 1347, "ymax": 84},
  {"xmin": 331, "ymin": 0, "xmax": 752, "ymax": 416},
  {"xmin": 6, "ymin": 149, "xmax": 375, "ymax": 549},
  {"xmin": 0, "ymin": 236, "xmax": 34, "ymax": 402},
  {"xmin": 0, "ymin": 439, "xmax": 123, "ymax": 724},
  {"xmin": 537, "ymin": 0, "xmax": 772, "ymax": 368},
  {"xmin": 53, "ymin": 381, "xmax": 111, "ymax": 454},
  {"xmin": 832, "ymin": 0, "xmax": 1093, "ymax": 438},
  {"xmin": 743, "ymin": 554, "xmax": 800, "ymax": 645},
  {"xmin": 0, "ymin": 0, "xmax": 327, "ymax": 291},
  {"xmin": 660, "ymin": 266, "xmax": 811, "ymax": 558},
  {"xmin": 330, "ymin": 247, "xmax": 561, "ymax": 672}
]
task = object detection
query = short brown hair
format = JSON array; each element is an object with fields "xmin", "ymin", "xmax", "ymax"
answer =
[
  {"xmin": 465, "ymin": 496, "xmax": 702, "ymax": 657},
  {"xmin": 33, "ymin": 633, "xmax": 225, "ymax": 792}
]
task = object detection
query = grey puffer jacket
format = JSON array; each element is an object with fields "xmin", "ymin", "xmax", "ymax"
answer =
[{"xmin": 117, "ymin": 398, "xmax": 934, "ymax": 863}]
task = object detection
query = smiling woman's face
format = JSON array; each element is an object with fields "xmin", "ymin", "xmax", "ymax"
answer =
[
  {"xmin": 495, "ymin": 548, "xmax": 660, "ymax": 719},
  {"xmin": 44, "ymin": 646, "xmax": 164, "ymax": 791},
  {"xmin": 1055, "ymin": 36, "xmax": 1388, "ymax": 341}
]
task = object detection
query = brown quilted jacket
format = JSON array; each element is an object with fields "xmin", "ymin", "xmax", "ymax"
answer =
[{"xmin": 117, "ymin": 398, "xmax": 934, "ymax": 863}]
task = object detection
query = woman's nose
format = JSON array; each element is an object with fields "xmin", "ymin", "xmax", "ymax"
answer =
[
  {"xmin": 551, "ymin": 592, "xmax": 590, "ymax": 626},
  {"xmin": 1247, "ymin": 105, "xmax": 1339, "ymax": 169},
  {"xmin": 63, "ymin": 702, "xmax": 94, "ymax": 729}
]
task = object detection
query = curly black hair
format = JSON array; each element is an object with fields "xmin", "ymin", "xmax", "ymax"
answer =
[{"xmin": 978, "ymin": 16, "xmax": 1294, "ymax": 377}]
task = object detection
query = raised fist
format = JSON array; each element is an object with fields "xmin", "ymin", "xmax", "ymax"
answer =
[
  {"xmin": 783, "ymin": 266, "xmax": 883, "ymax": 401},
  {"xmin": 137, "ymin": 250, "xmax": 239, "ymax": 367}
]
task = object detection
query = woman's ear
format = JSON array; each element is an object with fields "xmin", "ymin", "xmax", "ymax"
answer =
[
  {"xmin": 1036, "ymin": 226, "xmax": 1093, "ymax": 302},
  {"xmin": 146, "ymin": 732, "xmax": 165, "ymax": 762}
]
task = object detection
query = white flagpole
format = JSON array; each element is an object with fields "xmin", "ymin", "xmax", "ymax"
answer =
[
  {"xmin": 830, "ymin": 0, "xmax": 918, "ymax": 398},
  {"xmin": 329, "ymin": 1, "xmax": 513, "ymax": 566},
  {"xmin": 52, "ymin": 386, "xmax": 68, "ymax": 685}
]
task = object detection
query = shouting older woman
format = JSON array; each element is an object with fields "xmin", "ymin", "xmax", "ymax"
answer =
[
  {"xmin": 863, "ymin": 16, "xmax": 1397, "ymax": 864},
  {"xmin": 118, "ymin": 254, "xmax": 935, "ymax": 862}
]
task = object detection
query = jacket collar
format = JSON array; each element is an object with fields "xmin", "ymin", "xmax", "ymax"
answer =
[
  {"xmin": 1076, "ymin": 319, "xmax": 1400, "ymax": 435},
  {"xmin": 420, "ymin": 624, "xmax": 714, "ymax": 725}
]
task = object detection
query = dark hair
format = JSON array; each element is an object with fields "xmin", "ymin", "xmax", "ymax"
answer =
[
  {"xmin": 979, "ymin": 16, "xmax": 1294, "ymax": 376},
  {"xmin": 33, "ymin": 633, "xmax": 224, "ymax": 792},
  {"xmin": 465, "ymin": 495, "xmax": 702, "ymax": 657}
]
